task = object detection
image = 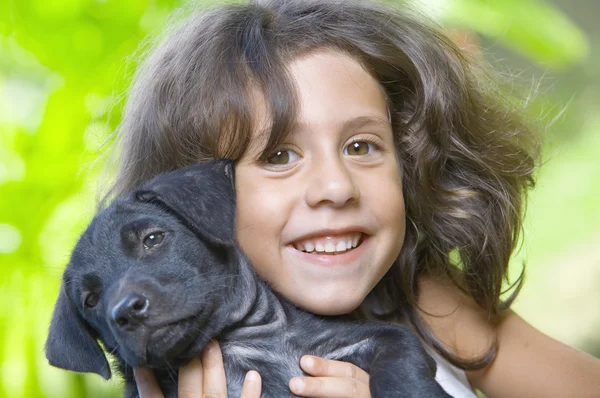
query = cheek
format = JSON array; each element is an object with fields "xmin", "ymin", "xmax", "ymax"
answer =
[
  {"xmin": 234, "ymin": 174, "xmax": 286, "ymax": 279},
  {"xmin": 235, "ymin": 187, "xmax": 266, "ymax": 251},
  {"xmin": 365, "ymin": 166, "xmax": 404, "ymax": 215},
  {"xmin": 235, "ymin": 200, "xmax": 272, "ymax": 282},
  {"xmin": 366, "ymin": 169, "xmax": 406, "ymax": 250},
  {"xmin": 391, "ymin": 186, "xmax": 406, "ymax": 245},
  {"xmin": 391, "ymin": 183, "xmax": 406, "ymax": 228},
  {"xmin": 235, "ymin": 208, "xmax": 286, "ymax": 288},
  {"xmin": 391, "ymin": 199, "xmax": 406, "ymax": 255}
]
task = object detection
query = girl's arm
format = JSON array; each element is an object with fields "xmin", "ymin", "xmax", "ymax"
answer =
[
  {"xmin": 418, "ymin": 276, "xmax": 600, "ymax": 398},
  {"xmin": 469, "ymin": 310, "xmax": 600, "ymax": 398}
]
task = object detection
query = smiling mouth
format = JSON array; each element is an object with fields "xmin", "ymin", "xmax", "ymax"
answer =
[{"xmin": 292, "ymin": 232, "xmax": 364, "ymax": 254}]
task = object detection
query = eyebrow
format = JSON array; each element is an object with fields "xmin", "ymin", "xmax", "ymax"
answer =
[{"xmin": 291, "ymin": 115, "xmax": 391, "ymax": 134}]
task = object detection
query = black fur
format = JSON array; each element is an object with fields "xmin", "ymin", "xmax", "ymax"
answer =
[{"xmin": 45, "ymin": 160, "xmax": 452, "ymax": 398}]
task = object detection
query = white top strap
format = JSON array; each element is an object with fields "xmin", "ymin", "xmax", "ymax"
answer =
[{"xmin": 428, "ymin": 348, "xmax": 478, "ymax": 397}]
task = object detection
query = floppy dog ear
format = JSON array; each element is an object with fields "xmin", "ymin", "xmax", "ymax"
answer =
[
  {"xmin": 135, "ymin": 159, "xmax": 236, "ymax": 246},
  {"xmin": 45, "ymin": 285, "xmax": 111, "ymax": 380}
]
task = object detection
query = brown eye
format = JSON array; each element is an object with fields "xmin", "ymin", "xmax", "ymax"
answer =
[
  {"xmin": 143, "ymin": 231, "xmax": 165, "ymax": 249},
  {"xmin": 345, "ymin": 141, "xmax": 374, "ymax": 156},
  {"xmin": 84, "ymin": 292, "xmax": 99, "ymax": 308},
  {"xmin": 267, "ymin": 149, "xmax": 299, "ymax": 165}
]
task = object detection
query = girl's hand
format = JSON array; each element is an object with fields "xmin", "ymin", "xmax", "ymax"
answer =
[
  {"xmin": 134, "ymin": 340, "xmax": 262, "ymax": 398},
  {"xmin": 289, "ymin": 355, "xmax": 371, "ymax": 397}
]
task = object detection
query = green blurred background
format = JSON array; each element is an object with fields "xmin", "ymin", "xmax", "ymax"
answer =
[{"xmin": 0, "ymin": 0, "xmax": 598, "ymax": 397}]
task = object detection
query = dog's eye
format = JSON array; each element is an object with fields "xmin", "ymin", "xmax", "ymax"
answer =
[
  {"xmin": 84, "ymin": 292, "xmax": 99, "ymax": 308},
  {"xmin": 143, "ymin": 231, "xmax": 165, "ymax": 249}
]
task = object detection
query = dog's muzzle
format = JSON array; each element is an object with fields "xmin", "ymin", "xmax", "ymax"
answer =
[{"xmin": 111, "ymin": 293, "xmax": 150, "ymax": 331}]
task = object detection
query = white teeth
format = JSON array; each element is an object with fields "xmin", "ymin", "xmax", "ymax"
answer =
[
  {"xmin": 292, "ymin": 233, "xmax": 362, "ymax": 254},
  {"xmin": 304, "ymin": 241, "xmax": 315, "ymax": 252},
  {"xmin": 325, "ymin": 242, "xmax": 336, "ymax": 253}
]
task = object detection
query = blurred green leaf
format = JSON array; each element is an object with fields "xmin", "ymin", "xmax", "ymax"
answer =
[
  {"xmin": 0, "ymin": 1, "xmax": 598, "ymax": 397},
  {"xmin": 442, "ymin": 0, "xmax": 590, "ymax": 69}
]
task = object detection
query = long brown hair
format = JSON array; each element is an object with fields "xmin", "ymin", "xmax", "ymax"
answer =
[{"xmin": 99, "ymin": 0, "xmax": 541, "ymax": 369}]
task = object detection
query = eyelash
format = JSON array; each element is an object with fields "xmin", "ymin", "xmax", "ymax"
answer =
[
  {"xmin": 262, "ymin": 145, "xmax": 300, "ymax": 167},
  {"xmin": 346, "ymin": 136, "xmax": 384, "ymax": 153},
  {"xmin": 262, "ymin": 135, "xmax": 385, "ymax": 167}
]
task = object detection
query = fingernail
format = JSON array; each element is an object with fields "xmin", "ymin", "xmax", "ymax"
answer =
[
  {"xmin": 246, "ymin": 370, "xmax": 258, "ymax": 382},
  {"xmin": 207, "ymin": 340, "xmax": 218, "ymax": 353},
  {"xmin": 188, "ymin": 355, "xmax": 203, "ymax": 367},
  {"xmin": 290, "ymin": 377, "xmax": 304, "ymax": 392},
  {"xmin": 301, "ymin": 355, "xmax": 315, "ymax": 369}
]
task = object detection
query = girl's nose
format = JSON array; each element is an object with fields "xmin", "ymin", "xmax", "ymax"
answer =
[{"xmin": 304, "ymin": 158, "xmax": 360, "ymax": 208}]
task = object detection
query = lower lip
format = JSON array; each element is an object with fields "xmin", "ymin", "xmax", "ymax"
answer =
[{"xmin": 285, "ymin": 235, "xmax": 370, "ymax": 267}]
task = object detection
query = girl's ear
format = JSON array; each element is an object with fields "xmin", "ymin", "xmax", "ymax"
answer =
[
  {"xmin": 135, "ymin": 160, "xmax": 236, "ymax": 247},
  {"xmin": 45, "ymin": 285, "xmax": 111, "ymax": 380}
]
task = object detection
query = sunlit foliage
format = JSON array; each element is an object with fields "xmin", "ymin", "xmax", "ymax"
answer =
[{"xmin": 0, "ymin": 1, "xmax": 596, "ymax": 397}]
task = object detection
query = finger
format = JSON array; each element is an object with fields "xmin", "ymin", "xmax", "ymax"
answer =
[
  {"xmin": 300, "ymin": 355, "xmax": 370, "ymax": 385},
  {"xmin": 178, "ymin": 356, "xmax": 204, "ymax": 398},
  {"xmin": 201, "ymin": 340, "xmax": 228, "ymax": 397},
  {"xmin": 289, "ymin": 376, "xmax": 370, "ymax": 398},
  {"xmin": 134, "ymin": 367, "xmax": 164, "ymax": 398},
  {"xmin": 240, "ymin": 370, "xmax": 262, "ymax": 398}
]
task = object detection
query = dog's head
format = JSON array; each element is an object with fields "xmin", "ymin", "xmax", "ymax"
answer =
[{"xmin": 45, "ymin": 160, "xmax": 237, "ymax": 379}]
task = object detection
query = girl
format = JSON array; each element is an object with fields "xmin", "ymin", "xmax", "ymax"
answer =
[{"xmin": 99, "ymin": 0, "xmax": 600, "ymax": 397}]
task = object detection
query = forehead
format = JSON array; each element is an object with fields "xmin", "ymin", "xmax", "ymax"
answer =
[
  {"xmin": 288, "ymin": 50, "xmax": 388, "ymax": 118},
  {"xmin": 96, "ymin": 200, "xmax": 161, "ymax": 231},
  {"xmin": 245, "ymin": 50, "xmax": 389, "ymax": 154},
  {"xmin": 69, "ymin": 200, "xmax": 171, "ymax": 260}
]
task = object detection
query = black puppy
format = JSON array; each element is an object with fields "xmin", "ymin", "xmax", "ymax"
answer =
[{"xmin": 45, "ymin": 160, "xmax": 452, "ymax": 398}]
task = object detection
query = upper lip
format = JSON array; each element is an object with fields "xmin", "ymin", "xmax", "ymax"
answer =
[{"xmin": 287, "ymin": 226, "xmax": 370, "ymax": 244}]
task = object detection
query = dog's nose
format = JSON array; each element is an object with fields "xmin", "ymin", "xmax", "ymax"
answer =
[{"xmin": 111, "ymin": 293, "xmax": 149, "ymax": 329}]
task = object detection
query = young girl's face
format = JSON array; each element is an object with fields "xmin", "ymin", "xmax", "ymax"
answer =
[{"xmin": 235, "ymin": 50, "xmax": 406, "ymax": 315}]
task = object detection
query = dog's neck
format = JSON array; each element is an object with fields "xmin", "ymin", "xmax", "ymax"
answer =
[{"xmin": 213, "ymin": 247, "xmax": 291, "ymax": 338}]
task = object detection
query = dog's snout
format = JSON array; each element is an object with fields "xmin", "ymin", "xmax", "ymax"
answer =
[{"xmin": 111, "ymin": 293, "xmax": 149, "ymax": 329}]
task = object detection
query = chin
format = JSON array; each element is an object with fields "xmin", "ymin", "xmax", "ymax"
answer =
[{"xmin": 295, "ymin": 291, "xmax": 366, "ymax": 316}]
